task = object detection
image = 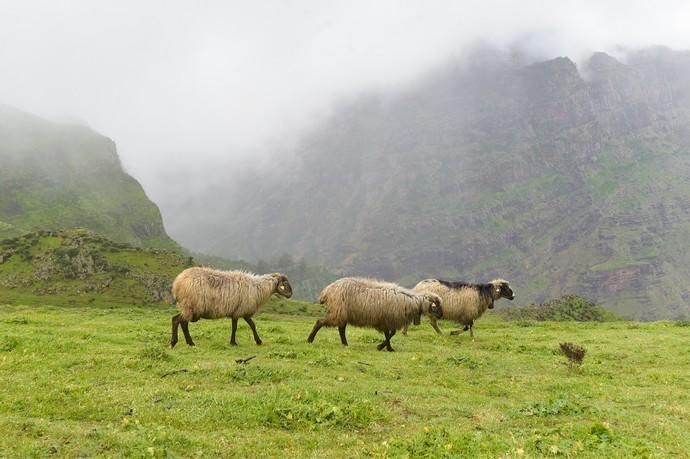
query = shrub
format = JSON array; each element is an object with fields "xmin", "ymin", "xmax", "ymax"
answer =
[
  {"xmin": 502, "ymin": 295, "xmax": 620, "ymax": 322},
  {"xmin": 559, "ymin": 342, "xmax": 586, "ymax": 367}
]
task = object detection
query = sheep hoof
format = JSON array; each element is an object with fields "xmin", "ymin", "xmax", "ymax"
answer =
[
  {"xmin": 229, "ymin": 342, "xmax": 237, "ymax": 346},
  {"xmin": 255, "ymin": 340, "xmax": 263, "ymax": 346}
]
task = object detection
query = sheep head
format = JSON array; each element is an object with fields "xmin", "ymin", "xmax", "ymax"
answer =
[
  {"xmin": 271, "ymin": 273, "xmax": 293, "ymax": 298},
  {"xmin": 489, "ymin": 279, "xmax": 514, "ymax": 306},
  {"xmin": 423, "ymin": 293, "xmax": 443, "ymax": 321}
]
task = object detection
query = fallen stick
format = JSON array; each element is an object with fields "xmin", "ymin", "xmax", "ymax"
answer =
[{"xmin": 161, "ymin": 368, "xmax": 188, "ymax": 378}]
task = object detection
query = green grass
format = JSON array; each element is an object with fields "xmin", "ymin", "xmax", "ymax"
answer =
[{"xmin": 1, "ymin": 303, "xmax": 689, "ymax": 458}]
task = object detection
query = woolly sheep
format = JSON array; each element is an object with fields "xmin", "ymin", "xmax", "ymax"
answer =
[
  {"xmin": 402, "ymin": 279, "xmax": 514, "ymax": 337},
  {"xmin": 307, "ymin": 277, "xmax": 442, "ymax": 351},
  {"xmin": 170, "ymin": 267, "xmax": 292, "ymax": 348}
]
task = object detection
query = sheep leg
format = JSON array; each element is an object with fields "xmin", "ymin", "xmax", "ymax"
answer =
[
  {"xmin": 376, "ymin": 335, "xmax": 387, "ymax": 351},
  {"xmin": 450, "ymin": 323, "xmax": 471, "ymax": 336},
  {"xmin": 429, "ymin": 317, "xmax": 443, "ymax": 335},
  {"xmin": 307, "ymin": 318, "xmax": 328, "ymax": 343},
  {"xmin": 376, "ymin": 330, "xmax": 388, "ymax": 351},
  {"xmin": 469, "ymin": 323, "xmax": 474, "ymax": 338},
  {"xmin": 385, "ymin": 329, "xmax": 396, "ymax": 352},
  {"xmin": 170, "ymin": 314, "xmax": 180, "ymax": 348},
  {"xmin": 229, "ymin": 317, "xmax": 239, "ymax": 346},
  {"xmin": 401, "ymin": 323, "xmax": 409, "ymax": 336},
  {"xmin": 180, "ymin": 320, "xmax": 195, "ymax": 346},
  {"xmin": 244, "ymin": 316, "xmax": 262, "ymax": 345},
  {"xmin": 338, "ymin": 325, "xmax": 348, "ymax": 346}
]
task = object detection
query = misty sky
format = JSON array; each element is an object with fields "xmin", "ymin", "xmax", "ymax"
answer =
[{"xmin": 2, "ymin": 0, "xmax": 690, "ymax": 208}]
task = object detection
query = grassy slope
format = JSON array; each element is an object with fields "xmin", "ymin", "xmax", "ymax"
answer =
[
  {"xmin": 1, "ymin": 302, "xmax": 689, "ymax": 458},
  {"xmin": 0, "ymin": 220, "xmax": 25, "ymax": 241},
  {"xmin": 1, "ymin": 173, "xmax": 179, "ymax": 250},
  {"xmin": 0, "ymin": 105, "xmax": 178, "ymax": 250},
  {"xmin": 0, "ymin": 229, "xmax": 190, "ymax": 308}
]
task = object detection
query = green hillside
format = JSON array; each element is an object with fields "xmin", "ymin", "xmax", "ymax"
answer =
[
  {"xmin": 0, "ymin": 228, "xmax": 191, "ymax": 307},
  {"xmin": 0, "ymin": 104, "xmax": 177, "ymax": 249},
  {"xmin": 0, "ymin": 220, "xmax": 24, "ymax": 240},
  {"xmin": 181, "ymin": 48, "xmax": 690, "ymax": 320}
]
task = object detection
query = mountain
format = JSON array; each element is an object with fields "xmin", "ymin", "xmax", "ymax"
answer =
[
  {"xmin": 0, "ymin": 105, "xmax": 177, "ymax": 249},
  {"xmin": 171, "ymin": 47, "xmax": 690, "ymax": 320}
]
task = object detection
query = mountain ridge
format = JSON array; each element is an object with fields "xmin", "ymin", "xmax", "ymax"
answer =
[{"xmin": 173, "ymin": 47, "xmax": 690, "ymax": 319}]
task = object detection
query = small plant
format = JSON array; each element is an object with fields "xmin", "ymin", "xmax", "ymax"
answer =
[
  {"xmin": 519, "ymin": 398, "xmax": 586, "ymax": 417},
  {"xmin": 445, "ymin": 355, "xmax": 484, "ymax": 369},
  {"xmin": 260, "ymin": 390, "xmax": 381, "ymax": 430},
  {"xmin": 1, "ymin": 337, "xmax": 19, "ymax": 352},
  {"xmin": 267, "ymin": 350, "xmax": 298, "ymax": 360},
  {"xmin": 230, "ymin": 365, "xmax": 290, "ymax": 385},
  {"xmin": 139, "ymin": 346, "xmax": 170, "ymax": 361},
  {"xmin": 559, "ymin": 342, "xmax": 586, "ymax": 368}
]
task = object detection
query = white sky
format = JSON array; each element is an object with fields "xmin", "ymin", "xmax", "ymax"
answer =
[{"xmin": 2, "ymin": 0, "xmax": 690, "ymax": 201}]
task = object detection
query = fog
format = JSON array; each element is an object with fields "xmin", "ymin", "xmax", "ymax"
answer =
[{"xmin": 2, "ymin": 0, "xmax": 690, "ymax": 234}]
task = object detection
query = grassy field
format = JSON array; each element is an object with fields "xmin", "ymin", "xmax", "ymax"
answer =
[{"xmin": 1, "ymin": 300, "xmax": 690, "ymax": 458}]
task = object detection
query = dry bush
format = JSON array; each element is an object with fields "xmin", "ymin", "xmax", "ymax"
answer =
[{"xmin": 559, "ymin": 342, "xmax": 586, "ymax": 367}]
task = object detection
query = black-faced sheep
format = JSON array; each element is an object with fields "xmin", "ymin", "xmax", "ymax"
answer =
[
  {"xmin": 307, "ymin": 277, "xmax": 442, "ymax": 351},
  {"xmin": 170, "ymin": 267, "xmax": 292, "ymax": 348},
  {"xmin": 402, "ymin": 279, "xmax": 514, "ymax": 338}
]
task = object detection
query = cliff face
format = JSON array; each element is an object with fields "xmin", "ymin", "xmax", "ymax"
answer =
[
  {"xmin": 0, "ymin": 105, "xmax": 178, "ymax": 249},
  {"xmin": 176, "ymin": 48, "xmax": 690, "ymax": 319}
]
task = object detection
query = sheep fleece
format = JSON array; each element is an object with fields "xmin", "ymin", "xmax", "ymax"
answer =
[
  {"xmin": 413, "ymin": 279, "xmax": 490, "ymax": 325},
  {"xmin": 319, "ymin": 277, "xmax": 429, "ymax": 331},
  {"xmin": 172, "ymin": 267, "xmax": 277, "ymax": 321}
]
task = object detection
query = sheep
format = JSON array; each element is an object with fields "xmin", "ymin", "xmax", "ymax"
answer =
[
  {"xmin": 170, "ymin": 267, "xmax": 292, "ymax": 348},
  {"xmin": 402, "ymin": 279, "xmax": 514, "ymax": 338},
  {"xmin": 307, "ymin": 277, "xmax": 442, "ymax": 351}
]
